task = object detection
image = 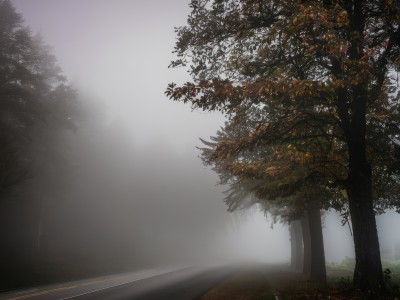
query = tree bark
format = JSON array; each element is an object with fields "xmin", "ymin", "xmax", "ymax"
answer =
[
  {"xmin": 338, "ymin": 89, "xmax": 384, "ymax": 290},
  {"xmin": 294, "ymin": 219, "xmax": 304, "ymax": 271},
  {"xmin": 307, "ymin": 201, "xmax": 326, "ymax": 282},
  {"xmin": 347, "ymin": 162, "xmax": 384, "ymax": 290},
  {"xmin": 342, "ymin": 83, "xmax": 384, "ymax": 290},
  {"xmin": 290, "ymin": 219, "xmax": 303, "ymax": 271},
  {"xmin": 301, "ymin": 213, "xmax": 311, "ymax": 278},
  {"xmin": 290, "ymin": 222, "xmax": 296, "ymax": 268},
  {"xmin": 339, "ymin": 0, "xmax": 385, "ymax": 291},
  {"xmin": 301, "ymin": 203, "xmax": 326, "ymax": 282}
]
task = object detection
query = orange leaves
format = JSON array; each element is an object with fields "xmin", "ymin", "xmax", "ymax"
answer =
[
  {"xmin": 266, "ymin": 166, "xmax": 278, "ymax": 177},
  {"xmin": 292, "ymin": 4, "xmax": 329, "ymax": 28},
  {"xmin": 243, "ymin": 78, "xmax": 325, "ymax": 102},
  {"xmin": 286, "ymin": 80, "xmax": 323, "ymax": 99},
  {"xmin": 165, "ymin": 82, "xmax": 198, "ymax": 102},
  {"xmin": 166, "ymin": 78, "xmax": 243, "ymax": 112},
  {"xmin": 167, "ymin": 76, "xmax": 331, "ymax": 113},
  {"xmin": 330, "ymin": 77, "xmax": 346, "ymax": 89},
  {"xmin": 336, "ymin": 10, "xmax": 349, "ymax": 25},
  {"xmin": 228, "ymin": 160, "xmax": 284, "ymax": 181},
  {"xmin": 242, "ymin": 89, "xmax": 249, "ymax": 99}
]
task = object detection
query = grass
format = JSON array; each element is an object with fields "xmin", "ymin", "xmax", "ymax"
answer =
[
  {"xmin": 276, "ymin": 258, "xmax": 400, "ymax": 299},
  {"xmin": 327, "ymin": 257, "xmax": 400, "ymax": 288},
  {"xmin": 198, "ymin": 259, "xmax": 400, "ymax": 300}
]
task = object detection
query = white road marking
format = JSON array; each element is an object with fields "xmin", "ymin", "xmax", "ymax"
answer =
[
  {"xmin": 62, "ymin": 272, "xmax": 169, "ymax": 299},
  {"xmin": 3, "ymin": 267, "xmax": 189, "ymax": 300}
]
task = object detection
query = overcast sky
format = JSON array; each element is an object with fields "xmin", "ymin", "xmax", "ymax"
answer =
[{"xmin": 11, "ymin": 0, "xmax": 225, "ymax": 151}]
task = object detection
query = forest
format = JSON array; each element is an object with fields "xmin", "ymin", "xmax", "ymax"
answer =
[{"xmin": 1, "ymin": 0, "xmax": 400, "ymax": 299}]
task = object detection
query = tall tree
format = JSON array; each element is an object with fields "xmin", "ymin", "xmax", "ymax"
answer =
[
  {"xmin": 0, "ymin": 0, "xmax": 81, "ymax": 289},
  {"xmin": 167, "ymin": 0, "xmax": 400, "ymax": 290},
  {"xmin": 0, "ymin": 0, "xmax": 76, "ymax": 198},
  {"xmin": 289, "ymin": 220, "xmax": 303, "ymax": 271},
  {"xmin": 199, "ymin": 121, "xmax": 327, "ymax": 282}
]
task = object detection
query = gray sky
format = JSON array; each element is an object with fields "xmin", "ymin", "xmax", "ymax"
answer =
[{"xmin": 12, "ymin": 0, "xmax": 224, "ymax": 151}]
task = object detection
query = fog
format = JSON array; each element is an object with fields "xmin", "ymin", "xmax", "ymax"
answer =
[
  {"xmin": 2, "ymin": 0, "xmax": 399, "ymax": 291},
  {"xmin": 2, "ymin": 0, "xmax": 291, "ymax": 276},
  {"xmin": 11, "ymin": 0, "xmax": 207, "ymax": 150}
]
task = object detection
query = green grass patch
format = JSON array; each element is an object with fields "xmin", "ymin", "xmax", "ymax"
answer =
[{"xmin": 271, "ymin": 258, "xmax": 400, "ymax": 299}]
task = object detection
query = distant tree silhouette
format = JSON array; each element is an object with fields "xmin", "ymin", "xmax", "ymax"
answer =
[
  {"xmin": 199, "ymin": 121, "xmax": 327, "ymax": 282},
  {"xmin": 0, "ymin": 0, "xmax": 77, "ymax": 198}
]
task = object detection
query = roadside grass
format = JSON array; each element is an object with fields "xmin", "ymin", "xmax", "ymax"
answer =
[
  {"xmin": 198, "ymin": 260, "xmax": 400, "ymax": 300},
  {"xmin": 274, "ymin": 258, "xmax": 400, "ymax": 300},
  {"xmin": 327, "ymin": 257, "xmax": 400, "ymax": 288},
  {"xmin": 197, "ymin": 262, "xmax": 295, "ymax": 300}
]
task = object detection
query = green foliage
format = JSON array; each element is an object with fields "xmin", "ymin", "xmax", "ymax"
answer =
[
  {"xmin": 384, "ymin": 268, "xmax": 392, "ymax": 282},
  {"xmin": 326, "ymin": 257, "xmax": 355, "ymax": 276}
]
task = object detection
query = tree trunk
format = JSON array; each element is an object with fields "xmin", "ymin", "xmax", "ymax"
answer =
[
  {"xmin": 347, "ymin": 163, "xmax": 384, "ymax": 290},
  {"xmin": 301, "ymin": 203, "xmax": 326, "ymax": 282},
  {"xmin": 301, "ymin": 213, "xmax": 311, "ymax": 278},
  {"xmin": 290, "ymin": 222, "xmax": 296, "ymax": 268},
  {"xmin": 342, "ymin": 82, "xmax": 384, "ymax": 290},
  {"xmin": 340, "ymin": 0, "xmax": 384, "ymax": 291},
  {"xmin": 294, "ymin": 219, "xmax": 304, "ymax": 271},
  {"xmin": 290, "ymin": 220, "xmax": 303, "ymax": 271},
  {"xmin": 307, "ymin": 201, "xmax": 326, "ymax": 282}
]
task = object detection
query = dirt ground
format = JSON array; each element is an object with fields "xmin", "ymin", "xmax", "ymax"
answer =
[
  {"xmin": 196, "ymin": 263, "xmax": 396, "ymax": 300},
  {"xmin": 197, "ymin": 264, "xmax": 304, "ymax": 300}
]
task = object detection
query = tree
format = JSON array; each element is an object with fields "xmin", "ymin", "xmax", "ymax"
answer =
[
  {"xmin": 289, "ymin": 219, "xmax": 303, "ymax": 271},
  {"xmin": 199, "ymin": 121, "xmax": 327, "ymax": 282},
  {"xmin": 0, "ymin": 0, "xmax": 82, "ymax": 289},
  {"xmin": 167, "ymin": 0, "xmax": 400, "ymax": 291},
  {"xmin": 0, "ymin": 0, "xmax": 76, "ymax": 198}
]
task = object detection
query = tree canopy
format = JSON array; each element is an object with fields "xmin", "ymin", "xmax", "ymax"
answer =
[
  {"xmin": 0, "ymin": 0, "xmax": 77, "ymax": 197},
  {"xmin": 167, "ymin": 0, "xmax": 400, "ymax": 291}
]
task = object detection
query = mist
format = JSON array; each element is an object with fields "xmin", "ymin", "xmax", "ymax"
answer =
[
  {"xmin": 1, "ymin": 0, "xmax": 400, "ymax": 296},
  {"xmin": 0, "ymin": 0, "xmax": 292, "ymax": 288}
]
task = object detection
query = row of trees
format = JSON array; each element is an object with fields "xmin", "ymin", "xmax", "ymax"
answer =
[
  {"xmin": 0, "ymin": 0, "xmax": 79, "ymax": 198},
  {"xmin": 167, "ymin": 0, "xmax": 400, "ymax": 293},
  {"xmin": 199, "ymin": 120, "xmax": 327, "ymax": 281},
  {"xmin": 0, "ymin": 0, "xmax": 85, "ymax": 289}
]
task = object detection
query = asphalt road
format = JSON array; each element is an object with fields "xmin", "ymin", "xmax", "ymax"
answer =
[{"xmin": 0, "ymin": 266, "xmax": 234, "ymax": 300}]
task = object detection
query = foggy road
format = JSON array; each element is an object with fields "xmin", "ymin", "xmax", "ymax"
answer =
[{"xmin": 0, "ymin": 266, "xmax": 233, "ymax": 300}]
